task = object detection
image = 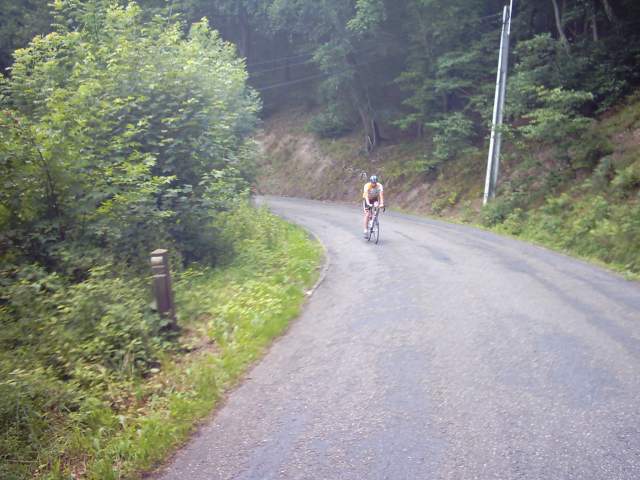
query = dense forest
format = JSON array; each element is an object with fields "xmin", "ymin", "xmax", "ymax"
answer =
[
  {"xmin": 4, "ymin": 1, "xmax": 640, "ymax": 148},
  {"xmin": 147, "ymin": 0, "xmax": 640, "ymax": 151},
  {"xmin": 1, "ymin": 0, "xmax": 640, "ymax": 478}
]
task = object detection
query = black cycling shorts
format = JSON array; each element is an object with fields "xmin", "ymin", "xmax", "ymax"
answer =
[{"xmin": 363, "ymin": 198, "xmax": 379, "ymax": 211}]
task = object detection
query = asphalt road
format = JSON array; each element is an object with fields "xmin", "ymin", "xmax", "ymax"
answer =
[{"xmin": 156, "ymin": 196, "xmax": 640, "ymax": 480}]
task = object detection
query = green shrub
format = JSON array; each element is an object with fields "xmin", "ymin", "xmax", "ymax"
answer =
[
  {"xmin": 569, "ymin": 131, "xmax": 614, "ymax": 171},
  {"xmin": 498, "ymin": 208, "xmax": 527, "ymax": 235},
  {"xmin": 426, "ymin": 112, "xmax": 479, "ymax": 162},
  {"xmin": 590, "ymin": 155, "xmax": 615, "ymax": 191},
  {"xmin": 0, "ymin": 3, "xmax": 259, "ymax": 272},
  {"xmin": 0, "ymin": 202, "xmax": 323, "ymax": 479},
  {"xmin": 589, "ymin": 202, "xmax": 640, "ymax": 271},
  {"xmin": 611, "ymin": 164, "xmax": 640, "ymax": 198},
  {"xmin": 307, "ymin": 105, "xmax": 355, "ymax": 138},
  {"xmin": 431, "ymin": 197, "xmax": 448, "ymax": 216},
  {"xmin": 459, "ymin": 200, "xmax": 476, "ymax": 223},
  {"xmin": 0, "ymin": 366, "xmax": 85, "ymax": 479},
  {"xmin": 481, "ymin": 197, "xmax": 517, "ymax": 227},
  {"xmin": 519, "ymin": 87, "xmax": 594, "ymax": 145},
  {"xmin": 0, "ymin": 264, "xmax": 172, "ymax": 477},
  {"xmin": 1, "ymin": 270, "xmax": 169, "ymax": 396}
]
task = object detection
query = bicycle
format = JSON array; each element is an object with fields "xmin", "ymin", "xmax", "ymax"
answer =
[{"xmin": 365, "ymin": 202, "xmax": 383, "ymax": 244}]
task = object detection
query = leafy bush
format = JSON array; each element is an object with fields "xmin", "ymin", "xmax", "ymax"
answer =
[
  {"xmin": 431, "ymin": 191, "xmax": 460, "ymax": 216},
  {"xmin": 611, "ymin": 164, "xmax": 640, "ymax": 198},
  {"xmin": 568, "ymin": 131, "xmax": 614, "ymax": 171},
  {"xmin": 0, "ymin": 365, "xmax": 84, "ymax": 479},
  {"xmin": 518, "ymin": 87, "xmax": 594, "ymax": 145},
  {"xmin": 1, "ymin": 267, "xmax": 167, "ymax": 382},
  {"xmin": 481, "ymin": 197, "xmax": 518, "ymax": 227},
  {"xmin": 307, "ymin": 105, "xmax": 355, "ymax": 138},
  {"xmin": 497, "ymin": 208, "xmax": 527, "ymax": 235},
  {"xmin": 426, "ymin": 112, "xmax": 478, "ymax": 161},
  {"xmin": 0, "ymin": 201, "xmax": 323, "ymax": 479},
  {"xmin": 0, "ymin": 3, "xmax": 259, "ymax": 271},
  {"xmin": 0, "ymin": 264, "xmax": 171, "ymax": 478},
  {"xmin": 500, "ymin": 186, "xmax": 640, "ymax": 275},
  {"xmin": 0, "ymin": 4, "xmax": 263, "ymax": 477}
]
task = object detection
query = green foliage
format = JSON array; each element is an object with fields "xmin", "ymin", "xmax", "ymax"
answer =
[
  {"xmin": 266, "ymin": 0, "xmax": 398, "ymax": 144},
  {"xmin": 1, "ymin": 266, "xmax": 167, "ymax": 381},
  {"xmin": 518, "ymin": 87, "xmax": 594, "ymax": 145},
  {"xmin": 1, "ymin": 2, "xmax": 259, "ymax": 271},
  {"xmin": 497, "ymin": 208, "xmax": 526, "ymax": 236},
  {"xmin": 0, "ymin": 3, "xmax": 269, "ymax": 478},
  {"xmin": 0, "ymin": 264, "xmax": 168, "ymax": 478},
  {"xmin": 427, "ymin": 112, "xmax": 479, "ymax": 161},
  {"xmin": 568, "ymin": 131, "xmax": 614, "ymax": 170},
  {"xmin": 307, "ymin": 105, "xmax": 356, "ymax": 138},
  {"xmin": 0, "ymin": 202, "xmax": 322, "ymax": 479},
  {"xmin": 395, "ymin": 0, "xmax": 498, "ymax": 135},
  {"xmin": 431, "ymin": 190, "xmax": 460, "ymax": 216},
  {"xmin": 347, "ymin": 0, "xmax": 387, "ymax": 34},
  {"xmin": 518, "ymin": 192, "xmax": 640, "ymax": 273},
  {"xmin": 484, "ymin": 150, "xmax": 640, "ymax": 275},
  {"xmin": 611, "ymin": 164, "xmax": 640, "ymax": 198},
  {"xmin": 481, "ymin": 196, "xmax": 519, "ymax": 227}
]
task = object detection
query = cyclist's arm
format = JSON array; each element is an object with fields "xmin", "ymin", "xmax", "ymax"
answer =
[
  {"xmin": 379, "ymin": 185, "xmax": 385, "ymax": 207},
  {"xmin": 363, "ymin": 183, "xmax": 371, "ymax": 205}
]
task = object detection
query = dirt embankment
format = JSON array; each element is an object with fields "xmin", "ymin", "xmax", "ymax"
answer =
[
  {"xmin": 254, "ymin": 108, "xmax": 477, "ymax": 215},
  {"xmin": 255, "ymin": 97, "xmax": 640, "ymax": 220},
  {"xmin": 255, "ymin": 109, "xmax": 362, "ymax": 202}
]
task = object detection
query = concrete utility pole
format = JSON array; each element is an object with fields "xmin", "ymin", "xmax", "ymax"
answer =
[{"xmin": 484, "ymin": 0, "xmax": 514, "ymax": 205}]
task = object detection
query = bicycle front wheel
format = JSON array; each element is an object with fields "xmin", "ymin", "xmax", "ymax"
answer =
[{"xmin": 371, "ymin": 219, "xmax": 380, "ymax": 244}]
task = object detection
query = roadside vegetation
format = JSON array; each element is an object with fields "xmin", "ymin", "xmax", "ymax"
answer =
[
  {"xmin": 1, "ymin": 203, "xmax": 321, "ymax": 479},
  {"xmin": 1, "ymin": 0, "xmax": 639, "ymax": 476},
  {"xmin": 484, "ymin": 94, "xmax": 640, "ymax": 276},
  {"xmin": 0, "ymin": 2, "xmax": 321, "ymax": 478}
]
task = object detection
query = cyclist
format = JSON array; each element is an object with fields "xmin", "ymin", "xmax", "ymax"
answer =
[{"xmin": 363, "ymin": 175, "xmax": 385, "ymax": 237}]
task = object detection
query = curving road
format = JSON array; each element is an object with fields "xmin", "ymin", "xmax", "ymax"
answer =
[{"xmin": 156, "ymin": 196, "xmax": 640, "ymax": 480}]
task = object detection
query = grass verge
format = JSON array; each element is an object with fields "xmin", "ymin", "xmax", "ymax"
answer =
[{"xmin": 85, "ymin": 207, "xmax": 322, "ymax": 479}]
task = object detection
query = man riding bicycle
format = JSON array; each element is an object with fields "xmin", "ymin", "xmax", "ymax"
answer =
[{"xmin": 363, "ymin": 175, "xmax": 385, "ymax": 237}]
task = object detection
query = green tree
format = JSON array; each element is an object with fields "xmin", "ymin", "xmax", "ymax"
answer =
[
  {"xmin": 394, "ymin": 0, "xmax": 499, "ymax": 157},
  {"xmin": 1, "ymin": 1, "xmax": 259, "ymax": 270},
  {"xmin": 267, "ymin": 0, "xmax": 400, "ymax": 149}
]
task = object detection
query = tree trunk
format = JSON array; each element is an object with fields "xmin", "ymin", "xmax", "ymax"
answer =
[
  {"xmin": 550, "ymin": 0, "xmax": 570, "ymax": 51},
  {"xmin": 600, "ymin": 0, "xmax": 617, "ymax": 23},
  {"xmin": 356, "ymin": 103, "xmax": 379, "ymax": 152},
  {"xmin": 237, "ymin": 6, "xmax": 251, "ymax": 59},
  {"xmin": 345, "ymin": 52, "xmax": 379, "ymax": 152},
  {"xmin": 591, "ymin": 0, "xmax": 599, "ymax": 41}
]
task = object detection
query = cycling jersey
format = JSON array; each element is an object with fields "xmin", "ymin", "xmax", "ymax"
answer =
[{"xmin": 363, "ymin": 182, "xmax": 383, "ymax": 201}]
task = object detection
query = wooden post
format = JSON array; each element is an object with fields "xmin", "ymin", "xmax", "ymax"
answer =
[{"xmin": 150, "ymin": 249, "xmax": 177, "ymax": 330}]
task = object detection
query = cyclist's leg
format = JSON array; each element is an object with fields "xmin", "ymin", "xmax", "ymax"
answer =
[
  {"xmin": 363, "ymin": 200, "xmax": 370, "ymax": 234},
  {"xmin": 371, "ymin": 199, "xmax": 379, "ymax": 222}
]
